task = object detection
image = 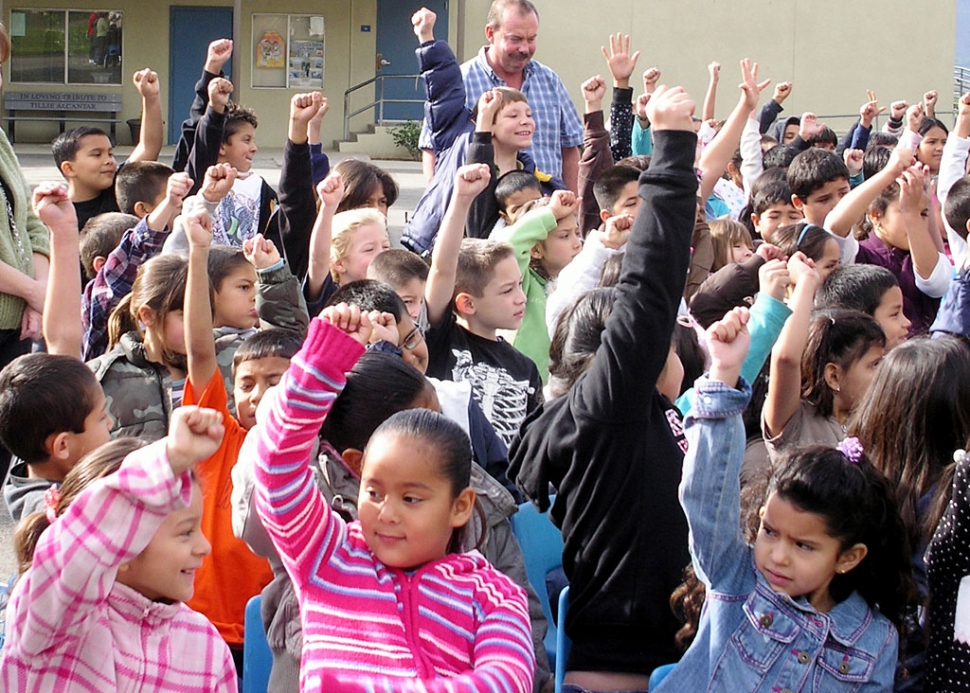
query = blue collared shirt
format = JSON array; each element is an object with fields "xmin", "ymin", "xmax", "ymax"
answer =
[
  {"xmin": 655, "ymin": 377, "xmax": 899, "ymax": 693},
  {"xmin": 420, "ymin": 46, "xmax": 582, "ymax": 179}
]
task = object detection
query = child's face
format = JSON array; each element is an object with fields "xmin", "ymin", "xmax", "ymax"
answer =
[
  {"xmin": 794, "ymin": 178, "xmax": 851, "ymax": 226},
  {"xmin": 815, "ymin": 238, "xmax": 842, "ymax": 281},
  {"xmin": 608, "ymin": 180, "xmax": 642, "ymax": 219},
  {"xmin": 213, "ymin": 264, "xmax": 259, "ymax": 330},
  {"xmin": 396, "ymin": 314, "xmax": 429, "ymax": 375},
  {"xmin": 491, "ymin": 101, "xmax": 534, "ymax": 151},
  {"xmin": 395, "ymin": 278, "xmax": 426, "ymax": 323},
  {"xmin": 730, "ymin": 240, "xmax": 754, "ymax": 264},
  {"xmin": 334, "ymin": 224, "xmax": 390, "ymax": 285},
  {"xmin": 219, "ymin": 123, "xmax": 257, "ymax": 172},
  {"xmin": 754, "ymin": 492, "xmax": 864, "ymax": 612},
  {"xmin": 501, "ymin": 187, "xmax": 542, "ymax": 224},
  {"xmin": 533, "ymin": 216, "xmax": 582, "ymax": 278},
  {"xmin": 873, "ymin": 196, "xmax": 929, "ymax": 252},
  {"xmin": 832, "ymin": 343, "xmax": 884, "ymax": 414},
  {"xmin": 358, "ymin": 431, "xmax": 472, "ymax": 570},
  {"xmin": 752, "ymin": 203, "xmax": 803, "ymax": 244},
  {"xmin": 65, "ymin": 386, "xmax": 113, "ymax": 470},
  {"xmin": 163, "ymin": 309, "xmax": 187, "ymax": 356},
  {"xmin": 234, "ymin": 355, "xmax": 291, "ymax": 430},
  {"xmin": 465, "ymin": 255, "xmax": 526, "ymax": 331},
  {"xmin": 918, "ymin": 126, "xmax": 946, "ymax": 173},
  {"xmin": 117, "ymin": 482, "xmax": 210, "ymax": 603},
  {"xmin": 872, "ymin": 286, "xmax": 911, "ymax": 350},
  {"xmin": 782, "ymin": 124, "xmax": 799, "ymax": 144},
  {"xmin": 65, "ymin": 134, "xmax": 117, "ymax": 194},
  {"xmin": 364, "ymin": 183, "xmax": 390, "ymax": 216}
]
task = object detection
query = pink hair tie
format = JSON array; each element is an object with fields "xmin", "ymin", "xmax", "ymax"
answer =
[
  {"xmin": 837, "ymin": 437, "xmax": 864, "ymax": 465},
  {"xmin": 43, "ymin": 485, "xmax": 61, "ymax": 524}
]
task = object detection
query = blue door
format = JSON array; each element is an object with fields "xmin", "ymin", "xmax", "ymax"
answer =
[
  {"xmin": 375, "ymin": 0, "xmax": 449, "ymax": 122},
  {"xmin": 168, "ymin": 7, "xmax": 233, "ymax": 144}
]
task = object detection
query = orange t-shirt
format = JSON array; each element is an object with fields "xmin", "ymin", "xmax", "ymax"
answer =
[{"xmin": 184, "ymin": 371, "xmax": 273, "ymax": 646}]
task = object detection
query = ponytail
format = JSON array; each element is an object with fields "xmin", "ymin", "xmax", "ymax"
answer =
[
  {"xmin": 107, "ymin": 292, "xmax": 138, "ymax": 350},
  {"xmin": 13, "ymin": 438, "xmax": 144, "ymax": 578}
]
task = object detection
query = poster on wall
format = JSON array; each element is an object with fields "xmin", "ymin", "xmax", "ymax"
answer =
[
  {"xmin": 288, "ymin": 40, "xmax": 324, "ymax": 88},
  {"xmin": 256, "ymin": 31, "xmax": 285, "ymax": 68}
]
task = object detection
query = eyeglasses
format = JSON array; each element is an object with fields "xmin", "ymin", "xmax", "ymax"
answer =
[{"xmin": 402, "ymin": 325, "xmax": 424, "ymax": 351}]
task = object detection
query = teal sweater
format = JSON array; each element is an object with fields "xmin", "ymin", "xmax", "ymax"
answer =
[
  {"xmin": 493, "ymin": 207, "xmax": 558, "ymax": 382},
  {"xmin": 0, "ymin": 127, "xmax": 50, "ymax": 329}
]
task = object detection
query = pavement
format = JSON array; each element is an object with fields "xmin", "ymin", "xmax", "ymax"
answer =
[{"xmin": 0, "ymin": 144, "xmax": 428, "ymax": 585}]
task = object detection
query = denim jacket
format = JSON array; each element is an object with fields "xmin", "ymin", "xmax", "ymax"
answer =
[{"xmin": 656, "ymin": 377, "xmax": 898, "ymax": 693}]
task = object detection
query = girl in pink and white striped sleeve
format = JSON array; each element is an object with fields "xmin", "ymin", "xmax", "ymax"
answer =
[
  {"xmin": 1, "ymin": 407, "xmax": 238, "ymax": 692},
  {"xmin": 253, "ymin": 303, "xmax": 535, "ymax": 693}
]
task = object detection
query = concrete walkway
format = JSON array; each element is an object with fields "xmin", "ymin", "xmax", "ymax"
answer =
[{"xmin": 0, "ymin": 144, "xmax": 428, "ymax": 583}]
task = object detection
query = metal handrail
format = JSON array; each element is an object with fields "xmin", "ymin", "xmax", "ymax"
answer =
[
  {"xmin": 956, "ymin": 66, "xmax": 970, "ymax": 106},
  {"xmin": 343, "ymin": 73, "xmax": 424, "ymax": 140}
]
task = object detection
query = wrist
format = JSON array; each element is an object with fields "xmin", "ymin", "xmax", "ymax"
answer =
[
  {"xmin": 419, "ymin": 32, "xmax": 434, "ymax": 44},
  {"xmin": 585, "ymin": 100, "xmax": 603, "ymax": 114},
  {"xmin": 709, "ymin": 364, "xmax": 742, "ymax": 389},
  {"xmin": 613, "ymin": 78, "xmax": 629, "ymax": 89}
]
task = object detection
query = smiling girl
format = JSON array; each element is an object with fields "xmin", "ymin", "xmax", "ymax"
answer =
[{"xmin": 253, "ymin": 303, "xmax": 534, "ymax": 693}]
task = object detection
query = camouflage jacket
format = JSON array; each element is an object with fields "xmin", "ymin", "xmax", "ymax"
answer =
[{"xmin": 87, "ymin": 261, "xmax": 309, "ymax": 441}]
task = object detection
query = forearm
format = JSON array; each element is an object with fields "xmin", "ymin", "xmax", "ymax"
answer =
[
  {"xmin": 0, "ymin": 260, "xmax": 42, "ymax": 307},
  {"xmin": 186, "ymin": 245, "xmax": 217, "ymax": 389},
  {"xmin": 42, "ymin": 236, "xmax": 81, "ymax": 357},
  {"xmin": 680, "ymin": 378, "xmax": 752, "ymax": 587},
  {"xmin": 131, "ymin": 95, "xmax": 163, "ymax": 162},
  {"xmin": 306, "ymin": 207, "xmax": 334, "ymax": 302},
  {"xmin": 254, "ymin": 319, "xmax": 362, "ymax": 582},
  {"xmin": 427, "ymin": 194, "xmax": 473, "ymax": 326},
  {"xmin": 740, "ymin": 293, "xmax": 790, "ymax": 383},
  {"xmin": 609, "ymin": 87, "xmax": 634, "ymax": 162},
  {"xmin": 739, "ymin": 116, "xmax": 764, "ymax": 198},
  {"xmin": 824, "ymin": 167, "xmax": 896, "ymax": 238},
  {"xmin": 702, "ymin": 76, "xmax": 718, "ymax": 122},
  {"xmin": 699, "ymin": 95, "xmax": 751, "ymax": 201},
  {"xmin": 764, "ymin": 277, "xmax": 817, "ymax": 436}
]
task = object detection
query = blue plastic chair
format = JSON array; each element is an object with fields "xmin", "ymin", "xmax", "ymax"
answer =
[
  {"xmin": 509, "ymin": 499, "xmax": 564, "ymax": 673},
  {"xmin": 243, "ymin": 595, "xmax": 272, "ymax": 693},
  {"xmin": 554, "ymin": 585, "xmax": 571, "ymax": 693}
]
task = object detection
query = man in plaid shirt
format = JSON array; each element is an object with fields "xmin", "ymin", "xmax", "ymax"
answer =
[{"xmin": 419, "ymin": 0, "xmax": 583, "ymax": 193}]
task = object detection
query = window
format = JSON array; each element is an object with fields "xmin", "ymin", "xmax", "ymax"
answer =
[
  {"xmin": 9, "ymin": 10, "xmax": 123, "ymax": 85},
  {"xmin": 252, "ymin": 14, "xmax": 325, "ymax": 89}
]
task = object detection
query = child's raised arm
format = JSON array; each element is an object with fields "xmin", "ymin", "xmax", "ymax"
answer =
[
  {"xmin": 824, "ymin": 144, "xmax": 915, "ymax": 239},
  {"xmin": 937, "ymin": 92, "xmax": 970, "ymax": 266},
  {"xmin": 601, "ymin": 32, "xmax": 639, "ymax": 162},
  {"xmin": 34, "ymin": 184, "xmax": 80, "ymax": 357},
  {"xmin": 698, "ymin": 59, "xmax": 770, "ymax": 203},
  {"xmin": 763, "ymin": 252, "xmax": 820, "ymax": 439},
  {"xmin": 306, "ymin": 172, "xmax": 342, "ymax": 302},
  {"xmin": 186, "ymin": 77, "xmax": 233, "ymax": 192},
  {"xmin": 577, "ymin": 75, "xmax": 613, "ymax": 233},
  {"xmin": 702, "ymin": 61, "xmax": 720, "ymax": 123},
  {"xmin": 307, "ymin": 95, "xmax": 331, "ymax": 186},
  {"xmin": 679, "ymin": 307, "xmax": 753, "ymax": 589},
  {"xmin": 898, "ymin": 165, "xmax": 951, "ymax": 295},
  {"xmin": 128, "ymin": 69, "xmax": 163, "ymax": 163},
  {"xmin": 184, "ymin": 206, "xmax": 218, "ymax": 391},
  {"xmin": 243, "ymin": 233, "xmax": 309, "ymax": 337},
  {"xmin": 253, "ymin": 304, "xmax": 367, "ymax": 590},
  {"xmin": 8, "ymin": 406, "xmax": 223, "ymax": 659},
  {"xmin": 425, "ymin": 164, "xmax": 491, "ymax": 327}
]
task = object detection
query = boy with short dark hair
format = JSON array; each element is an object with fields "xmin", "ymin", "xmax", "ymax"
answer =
[
  {"xmin": 114, "ymin": 160, "xmax": 175, "ymax": 217},
  {"xmin": 425, "ymin": 164, "xmax": 542, "ymax": 446},
  {"xmin": 817, "ymin": 264, "xmax": 911, "ymax": 349},
  {"xmin": 494, "ymin": 171, "xmax": 543, "ymax": 226},
  {"xmin": 0, "ymin": 353, "xmax": 112, "ymax": 521},
  {"xmin": 53, "ymin": 69, "xmax": 164, "ymax": 230},
  {"xmin": 366, "ymin": 248, "xmax": 430, "ymax": 325},
  {"xmin": 78, "ymin": 212, "xmax": 138, "ymax": 282},
  {"xmin": 592, "ymin": 164, "xmax": 641, "ymax": 223}
]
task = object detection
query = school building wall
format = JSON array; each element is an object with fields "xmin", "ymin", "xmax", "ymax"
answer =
[{"xmin": 0, "ymin": 0, "xmax": 958, "ymax": 150}]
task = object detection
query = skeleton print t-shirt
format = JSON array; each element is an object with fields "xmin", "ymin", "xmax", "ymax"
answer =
[{"xmin": 426, "ymin": 312, "xmax": 542, "ymax": 447}]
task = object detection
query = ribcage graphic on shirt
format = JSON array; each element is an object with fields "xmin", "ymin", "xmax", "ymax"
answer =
[{"xmin": 451, "ymin": 349, "xmax": 530, "ymax": 446}]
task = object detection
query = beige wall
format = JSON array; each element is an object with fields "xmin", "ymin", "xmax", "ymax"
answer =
[
  {"xmin": 3, "ymin": 0, "xmax": 958, "ymax": 147},
  {"xmin": 459, "ymin": 0, "xmax": 957, "ymax": 132}
]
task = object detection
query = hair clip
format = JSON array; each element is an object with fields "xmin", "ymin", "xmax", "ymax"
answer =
[
  {"xmin": 837, "ymin": 437, "xmax": 864, "ymax": 465},
  {"xmin": 44, "ymin": 485, "xmax": 62, "ymax": 524},
  {"xmin": 954, "ymin": 449, "xmax": 969, "ymax": 464}
]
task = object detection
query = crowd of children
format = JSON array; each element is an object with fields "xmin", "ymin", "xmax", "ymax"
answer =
[{"xmin": 1, "ymin": 1, "xmax": 970, "ymax": 691}]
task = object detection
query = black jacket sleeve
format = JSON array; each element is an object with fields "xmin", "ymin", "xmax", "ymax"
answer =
[
  {"xmin": 173, "ymin": 69, "xmax": 221, "ymax": 172},
  {"xmin": 264, "ymin": 140, "xmax": 315, "ymax": 279},
  {"xmin": 186, "ymin": 106, "xmax": 226, "ymax": 195},
  {"xmin": 465, "ymin": 131, "xmax": 501, "ymax": 239}
]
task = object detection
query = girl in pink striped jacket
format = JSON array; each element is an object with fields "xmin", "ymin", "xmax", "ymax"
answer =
[
  {"xmin": 1, "ymin": 406, "xmax": 238, "ymax": 692},
  {"xmin": 253, "ymin": 303, "xmax": 535, "ymax": 693}
]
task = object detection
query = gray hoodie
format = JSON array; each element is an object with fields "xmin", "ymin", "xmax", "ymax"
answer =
[{"xmin": 3, "ymin": 459, "xmax": 56, "ymax": 522}]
